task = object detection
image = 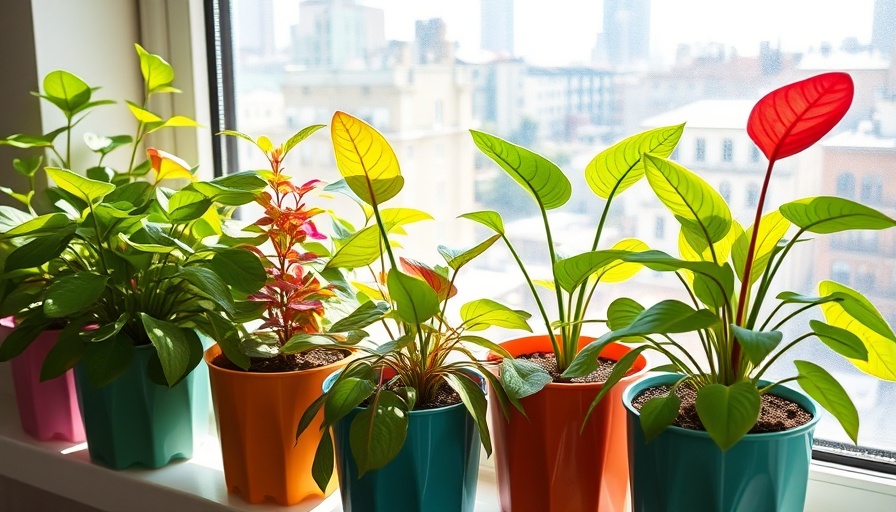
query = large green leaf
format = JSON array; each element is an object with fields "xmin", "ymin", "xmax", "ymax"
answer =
[
  {"xmin": 795, "ymin": 360, "xmax": 859, "ymax": 443},
  {"xmin": 553, "ymin": 250, "xmax": 630, "ymax": 292},
  {"xmin": 695, "ymin": 382, "xmax": 761, "ymax": 451},
  {"xmin": 819, "ymin": 281, "xmax": 896, "ymax": 380},
  {"xmin": 586, "ymin": 124, "xmax": 684, "ymax": 199},
  {"xmin": 283, "ymin": 124, "xmax": 327, "ymax": 156},
  {"xmin": 135, "ymin": 43, "xmax": 176, "ymax": 93},
  {"xmin": 644, "ymin": 153, "xmax": 732, "ymax": 245},
  {"xmin": 140, "ymin": 314, "xmax": 192, "ymax": 386},
  {"xmin": 459, "ymin": 210, "xmax": 505, "ymax": 234},
  {"xmin": 730, "ymin": 325, "xmax": 782, "ymax": 367},
  {"xmin": 349, "ymin": 391, "xmax": 409, "ymax": 476},
  {"xmin": 624, "ymin": 250, "xmax": 734, "ymax": 304},
  {"xmin": 167, "ymin": 190, "xmax": 211, "ymax": 222},
  {"xmin": 379, "ymin": 208, "xmax": 433, "ymax": 231},
  {"xmin": 564, "ymin": 300, "xmax": 720, "ymax": 378},
  {"xmin": 324, "ymin": 377, "xmax": 377, "ymax": 425},
  {"xmin": 41, "ymin": 70, "xmax": 91, "ymax": 115},
  {"xmin": 81, "ymin": 313, "xmax": 129, "ymax": 343},
  {"xmin": 595, "ymin": 239, "xmax": 649, "ymax": 283},
  {"xmin": 46, "ymin": 167, "xmax": 115, "ymax": 205},
  {"xmin": 3, "ymin": 213, "xmax": 73, "ymax": 238},
  {"xmin": 207, "ymin": 249, "xmax": 267, "ymax": 295},
  {"xmin": 312, "ymin": 429, "xmax": 335, "ymax": 492},
  {"xmin": 809, "ymin": 320, "xmax": 869, "ymax": 361},
  {"xmin": 732, "ymin": 211, "xmax": 791, "ymax": 284},
  {"xmin": 580, "ymin": 346, "xmax": 649, "ymax": 426},
  {"xmin": 179, "ymin": 266, "xmax": 236, "ymax": 314},
  {"xmin": 40, "ymin": 322, "xmax": 88, "ymax": 382},
  {"xmin": 444, "ymin": 374, "xmax": 491, "ymax": 455},
  {"xmin": 500, "ymin": 358, "xmax": 552, "ymax": 404},
  {"xmin": 326, "ymin": 225, "xmax": 382, "ymax": 270},
  {"xmin": 331, "ymin": 111, "xmax": 403, "ymax": 206},
  {"xmin": 386, "ymin": 270, "xmax": 440, "ymax": 324},
  {"xmin": 81, "ymin": 331, "xmax": 136, "ymax": 388},
  {"xmin": 639, "ymin": 391, "xmax": 683, "ymax": 442},
  {"xmin": 329, "ymin": 301, "xmax": 390, "ymax": 333},
  {"xmin": 607, "ymin": 297, "xmax": 644, "ymax": 331},
  {"xmin": 780, "ymin": 196, "xmax": 896, "ymax": 234},
  {"xmin": 4, "ymin": 229, "xmax": 75, "ymax": 272},
  {"xmin": 44, "ymin": 272, "xmax": 108, "ymax": 318},
  {"xmin": 438, "ymin": 234, "xmax": 501, "ymax": 271},
  {"xmin": 0, "ymin": 316, "xmax": 47, "ymax": 361},
  {"xmin": 460, "ymin": 299, "xmax": 531, "ymax": 332},
  {"xmin": 471, "ymin": 130, "xmax": 571, "ymax": 210}
]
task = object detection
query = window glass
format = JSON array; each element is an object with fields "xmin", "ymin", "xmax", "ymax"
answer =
[{"xmin": 226, "ymin": 0, "xmax": 896, "ymax": 469}]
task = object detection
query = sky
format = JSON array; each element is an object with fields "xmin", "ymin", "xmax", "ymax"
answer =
[{"xmin": 270, "ymin": 0, "xmax": 877, "ymax": 66}]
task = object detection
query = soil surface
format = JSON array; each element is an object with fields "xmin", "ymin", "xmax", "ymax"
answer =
[
  {"xmin": 212, "ymin": 349, "xmax": 346, "ymax": 373},
  {"xmin": 632, "ymin": 384, "xmax": 813, "ymax": 434},
  {"xmin": 520, "ymin": 352, "xmax": 616, "ymax": 383},
  {"xmin": 362, "ymin": 378, "xmax": 462, "ymax": 410}
]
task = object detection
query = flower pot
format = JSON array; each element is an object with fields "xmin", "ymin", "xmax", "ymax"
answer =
[
  {"xmin": 75, "ymin": 342, "xmax": 208, "ymax": 469},
  {"xmin": 1, "ymin": 318, "xmax": 85, "ymax": 442},
  {"xmin": 205, "ymin": 344, "xmax": 347, "ymax": 505},
  {"xmin": 623, "ymin": 374, "xmax": 821, "ymax": 512},
  {"xmin": 325, "ymin": 371, "xmax": 483, "ymax": 512},
  {"xmin": 487, "ymin": 335, "xmax": 648, "ymax": 512}
]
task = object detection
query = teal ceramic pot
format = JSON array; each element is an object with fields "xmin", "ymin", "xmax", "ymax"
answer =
[
  {"xmin": 75, "ymin": 342, "xmax": 210, "ymax": 470},
  {"xmin": 623, "ymin": 374, "xmax": 821, "ymax": 512},
  {"xmin": 324, "ymin": 371, "xmax": 482, "ymax": 512}
]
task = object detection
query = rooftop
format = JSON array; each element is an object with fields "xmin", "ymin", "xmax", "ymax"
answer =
[{"xmin": 641, "ymin": 99, "xmax": 754, "ymax": 130}]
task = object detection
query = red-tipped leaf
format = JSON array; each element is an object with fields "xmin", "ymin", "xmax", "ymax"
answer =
[
  {"xmin": 399, "ymin": 258, "xmax": 457, "ymax": 300},
  {"xmin": 747, "ymin": 72, "xmax": 853, "ymax": 161}
]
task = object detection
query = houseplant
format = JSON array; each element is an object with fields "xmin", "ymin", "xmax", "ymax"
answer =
[
  {"xmin": 295, "ymin": 111, "xmax": 534, "ymax": 512},
  {"xmin": 204, "ymin": 126, "xmax": 356, "ymax": 506},
  {"xmin": 565, "ymin": 72, "xmax": 896, "ymax": 511},
  {"xmin": 0, "ymin": 43, "xmax": 201, "ymax": 444},
  {"xmin": 0, "ymin": 44, "xmax": 268, "ymax": 469},
  {"xmin": 466, "ymin": 124, "xmax": 686, "ymax": 510}
]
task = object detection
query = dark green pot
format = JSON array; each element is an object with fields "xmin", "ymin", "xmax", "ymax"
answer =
[
  {"xmin": 74, "ymin": 343, "xmax": 210, "ymax": 470},
  {"xmin": 624, "ymin": 374, "xmax": 821, "ymax": 512},
  {"xmin": 324, "ymin": 372, "xmax": 482, "ymax": 512}
]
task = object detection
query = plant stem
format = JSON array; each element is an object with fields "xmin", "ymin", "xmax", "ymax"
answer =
[
  {"xmin": 753, "ymin": 332, "xmax": 813, "ymax": 382},
  {"xmin": 500, "ymin": 234, "xmax": 557, "ymax": 356}
]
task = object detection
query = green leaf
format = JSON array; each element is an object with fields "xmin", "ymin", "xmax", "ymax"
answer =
[
  {"xmin": 4, "ymin": 229, "xmax": 75, "ymax": 272},
  {"xmin": 459, "ymin": 210, "xmax": 505, "ymax": 234},
  {"xmin": 639, "ymin": 391, "xmax": 683, "ymax": 442},
  {"xmin": 3, "ymin": 212, "xmax": 73, "ymax": 237},
  {"xmin": 283, "ymin": 124, "xmax": 327, "ymax": 156},
  {"xmin": 0, "ymin": 134, "xmax": 53, "ymax": 149},
  {"xmin": 179, "ymin": 266, "xmax": 236, "ymax": 314},
  {"xmin": 553, "ymin": 249, "xmax": 630, "ymax": 292},
  {"xmin": 624, "ymin": 250, "xmax": 734, "ymax": 305},
  {"xmin": 46, "ymin": 167, "xmax": 115, "ymax": 204},
  {"xmin": 810, "ymin": 320, "xmax": 869, "ymax": 361},
  {"xmin": 730, "ymin": 325, "xmax": 782, "ymax": 367},
  {"xmin": 459, "ymin": 335, "xmax": 513, "ymax": 359},
  {"xmin": 500, "ymin": 358, "xmax": 552, "ymax": 403},
  {"xmin": 42, "ymin": 70, "xmax": 91, "ymax": 115},
  {"xmin": 0, "ymin": 317, "xmax": 47, "ymax": 362},
  {"xmin": 331, "ymin": 111, "xmax": 404, "ymax": 205},
  {"xmin": 297, "ymin": 392, "xmax": 328, "ymax": 439},
  {"xmin": 167, "ymin": 190, "xmax": 211, "ymax": 222},
  {"xmin": 207, "ymin": 249, "xmax": 267, "ymax": 295},
  {"xmin": 580, "ymin": 346, "xmax": 648, "ymax": 428},
  {"xmin": 644, "ymin": 153, "xmax": 732, "ymax": 245},
  {"xmin": 780, "ymin": 196, "xmax": 896, "ymax": 234},
  {"xmin": 0, "ymin": 206, "xmax": 33, "ymax": 232},
  {"xmin": 324, "ymin": 376, "xmax": 377, "ymax": 425},
  {"xmin": 140, "ymin": 313, "xmax": 191, "ymax": 386},
  {"xmin": 145, "ymin": 116, "xmax": 201, "ymax": 134},
  {"xmin": 326, "ymin": 225, "xmax": 382, "ymax": 269},
  {"xmin": 200, "ymin": 312, "xmax": 249, "ymax": 370},
  {"xmin": 607, "ymin": 297, "xmax": 644, "ymax": 331},
  {"xmin": 460, "ymin": 299, "xmax": 532, "ymax": 331},
  {"xmin": 44, "ymin": 272, "xmax": 108, "ymax": 318},
  {"xmin": 444, "ymin": 374, "xmax": 491, "ymax": 455},
  {"xmin": 217, "ymin": 129, "xmax": 256, "ymax": 145},
  {"xmin": 312, "ymin": 429, "xmax": 335, "ymax": 492},
  {"xmin": 776, "ymin": 291, "xmax": 844, "ymax": 306},
  {"xmin": 135, "ymin": 43, "xmax": 175, "ymax": 93},
  {"xmin": 586, "ymin": 123, "xmax": 684, "ymax": 199},
  {"xmin": 438, "ymin": 234, "xmax": 501, "ymax": 271},
  {"xmin": 13, "ymin": 156, "xmax": 43, "ymax": 177},
  {"xmin": 565, "ymin": 300, "xmax": 719, "ymax": 378},
  {"xmin": 81, "ymin": 313, "xmax": 129, "ymax": 343},
  {"xmin": 349, "ymin": 391, "xmax": 409, "ymax": 476},
  {"xmin": 330, "ymin": 301, "xmax": 390, "ymax": 332},
  {"xmin": 795, "ymin": 360, "xmax": 859, "ymax": 443},
  {"xmin": 732, "ymin": 211, "xmax": 791, "ymax": 284},
  {"xmin": 379, "ymin": 208, "xmax": 433, "ymax": 231},
  {"xmin": 126, "ymin": 100, "xmax": 162, "ymax": 123},
  {"xmin": 81, "ymin": 331, "xmax": 135, "ymax": 388},
  {"xmin": 40, "ymin": 322, "xmax": 88, "ymax": 382},
  {"xmin": 386, "ymin": 270, "xmax": 440, "ymax": 324},
  {"xmin": 471, "ymin": 130, "xmax": 571, "ymax": 209},
  {"xmin": 281, "ymin": 334, "xmax": 340, "ymax": 354},
  {"xmin": 695, "ymin": 382, "xmax": 761, "ymax": 451}
]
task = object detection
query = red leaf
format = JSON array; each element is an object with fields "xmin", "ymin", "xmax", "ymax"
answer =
[
  {"xmin": 747, "ymin": 72, "xmax": 853, "ymax": 161},
  {"xmin": 399, "ymin": 257, "xmax": 457, "ymax": 300}
]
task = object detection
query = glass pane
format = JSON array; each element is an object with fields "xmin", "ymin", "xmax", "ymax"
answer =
[{"xmin": 227, "ymin": 0, "xmax": 895, "ymax": 468}]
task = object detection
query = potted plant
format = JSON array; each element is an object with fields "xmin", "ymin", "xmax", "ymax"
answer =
[
  {"xmin": 293, "ymin": 111, "xmax": 534, "ymax": 512},
  {"xmin": 566, "ymin": 72, "xmax": 896, "ymax": 511},
  {"xmin": 0, "ymin": 44, "xmax": 268, "ymax": 469},
  {"xmin": 466, "ymin": 123, "xmax": 687, "ymax": 510},
  {"xmin": 203, "ymin": 126, "xmax": 358, "ymax": 506},
  {"xmin": 0, "ymin": 44, "xmax": 200, "ymax": 444}
]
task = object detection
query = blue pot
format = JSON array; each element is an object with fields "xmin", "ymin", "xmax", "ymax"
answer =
[
  {"xmin": 623, "ymin": 374, "xmax": 821, "ymax": 512},
  {"xmin": 324, "ymin": 371, "xmax": 482, "ymax": 512}
]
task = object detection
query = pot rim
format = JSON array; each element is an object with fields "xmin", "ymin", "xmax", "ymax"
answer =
[
  {"xmin": 488, "ymin": 334, "xmax": 650, "ymax": 389},
  {"xmin": 623, "ymin": 373, "xmax": 822, "ymax": 441},
  {"xmin": 203, "ymin": 343, "xmax": 353, "ymax": 378}
]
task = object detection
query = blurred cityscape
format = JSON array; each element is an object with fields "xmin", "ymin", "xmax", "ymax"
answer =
[{"xmin": 229, "ymin": 0, "xmax": 896, "ymax": 457}]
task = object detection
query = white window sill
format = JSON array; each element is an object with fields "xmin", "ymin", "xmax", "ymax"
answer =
[{"xmin": 0, "ymin": 381, "xmax": 893, "ymax": 512}]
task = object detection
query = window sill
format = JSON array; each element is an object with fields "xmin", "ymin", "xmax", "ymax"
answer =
[{"xmin": 0, "ymin": 381, "xmax": 892, "ymax": 512}]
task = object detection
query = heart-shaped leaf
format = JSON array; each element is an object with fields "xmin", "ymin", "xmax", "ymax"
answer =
[
  {"xmin": 459, "ymin": 210, "xmax": 505, "ymax": 234},
  {"xmin": 135, "ymin": 43, "xmax": 176, "ymax": 93},
  {"xmin": 730, "ymin": 325, "xmax": 782, "ymax": 366},
  {"xmin": 607, "ymin": 297, "xmax": 644, "ymax": 331},
  {"xmin": 386, "ymin": 270, "xmax": 440, "ymax": 324},
  {"xmin": 42, "ymin": 70, "xmax": 91, "ymax": 115},
  {"xmin": 332, "ymin": 111, "xmax": 403, "ymax": 206},
  {"xmin": 349, "ymin": 391, "xmax": 409, "ymax": 476},
  {"xmin": 695, "ymin": 382, "xmax": 761, "ymax": 451},
  {"xmin": 747, "ymin": 72, "xmax": 853, "ymax": 161},
  {"xmin": 795, "ymin": 360, "xmax": 859, "ymax": 443}
]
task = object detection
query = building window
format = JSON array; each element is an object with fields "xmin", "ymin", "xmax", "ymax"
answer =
[
  {"xmin": 837, "ymin": 172, "xmax": 855, "ymax": 198},
  {"xmin": 861, "ymin": 174, "xmax": 883, "ymax": 205},
  {"xmin": 719, "ymin": 181, "xmax": 731, "ymax": 204},
  {"xmin": 655, "ymin": 217, "xmax": 665, "ymax": 239},
  {"xmin": 722, "ymin": 138, "xmax": 733, "ymax": 162},
  {"xmin": 832, "ymin": 261, "xmax": 851, "ymax": 285},
  {"xmin": 695, "ymin": 138, "xmax": 706, "ymax": 162},
  {"xmin": 746, "ymin": 183, "xmax": 759, "ymax": 207}
]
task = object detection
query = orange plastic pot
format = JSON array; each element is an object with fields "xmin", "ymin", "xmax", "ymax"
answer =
[
  {"xmin": 487, "ymin": 335, "xmax": 648, "ymax": 512},
  {"xmin": 204, "ymin": 344, "xmax": 349, "ymax": 505}
]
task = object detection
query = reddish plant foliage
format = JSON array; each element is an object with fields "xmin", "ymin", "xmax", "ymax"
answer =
[{"xmin": 248, "ymin": 147, "xmax": 334, "ymax": 345}]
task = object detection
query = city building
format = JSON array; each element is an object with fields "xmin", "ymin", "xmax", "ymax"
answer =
[
  {"xmin": 291, "ymin": 0, "xmax": 385, "ymax": 69},
  {"xmin": 593, "ymin": 0, "xmax": 651, "ymax": 70}
]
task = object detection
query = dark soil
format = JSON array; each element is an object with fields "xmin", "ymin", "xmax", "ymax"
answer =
[
  {"xmin": 361, "ymin": 378, "xmax": 462, "ymax": 410},
  {"xmin": 632, "ymin": 384, "xmax": 813, "ymax": 434},
  {"xmin": 519, "ymin": 352, "xmax": 616, "ymax": 383},
  {"xmin": 212, "ymin": 349, "xmax": 346, "ymax": 373}
]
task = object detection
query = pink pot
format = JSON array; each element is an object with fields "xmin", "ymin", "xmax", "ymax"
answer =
[{"xmin": 2, "ymin": 319, "xmax": 85, "ymax": 442}]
